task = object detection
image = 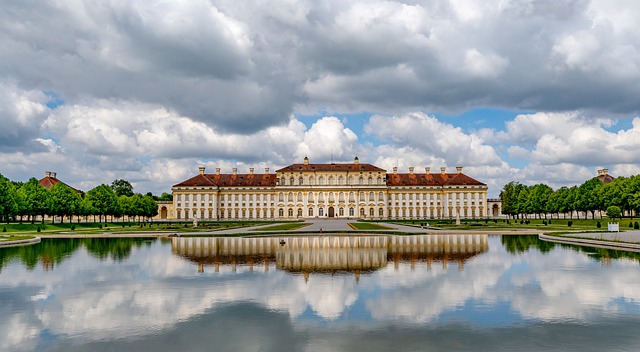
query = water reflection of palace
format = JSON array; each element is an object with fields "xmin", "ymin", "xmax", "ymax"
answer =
[{"xmin": 172, "ymin": 234, "xmax": 488, "ymax": 276}]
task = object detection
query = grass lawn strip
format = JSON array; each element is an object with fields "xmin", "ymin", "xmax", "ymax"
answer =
[
  {"xmin": 0, "ymin": 235, "xmax": 36, "ymax": 242},
  {"xmin": 348, "ymin": 222, "xmax": 393, "ymax": 230}
]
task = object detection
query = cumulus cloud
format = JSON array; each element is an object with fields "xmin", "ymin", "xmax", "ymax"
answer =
[
  {"xmin": 365, "ymin": 112, "xmax": 503, "ymax": 167},
  {"xmin": 3, "ymin": 0, "xmax": 640, "ymax": 194}
]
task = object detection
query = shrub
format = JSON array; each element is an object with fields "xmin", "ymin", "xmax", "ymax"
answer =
[
  {"xmin": 2, "ymin": 226, "xmax": 6, "ymax": 232},
  {"xmin": 548, "ymin": 219, "xmax": 552, "ymax": 224},
  {"xmin": 596, "ymin": 221, "xmax": 601, "ymax": 228},
  {"xmin": 99, "ymin": 224, "xmax": 102, "ymax": 229},
  {"xmin": 37, "ymin": 226, "xmax": 41, "ymax": 232},
  {"xmin": 542, "ymin": 220, "xmax": 547, "ymax": 225},
  {"xmin": 520, "ymin": 220, "xmax": 524, "ymax": 224},
  {"xmin": 568, "ymin": 221, "xmax": 573, "ymax": 227},
  {"xmin": 494, "ymin": 219, "xmax": 498, "ymax": 223},
  {"xmin": 635, "ymin": 221, "xmax": 639, "ymax": 230},
  {"xmin": 630, "ymin": 221, "xmax": 634, "ymax": 228},
  {"xmin": 71, "ymin": 225, "xmax": 75, "ymax": 230}
]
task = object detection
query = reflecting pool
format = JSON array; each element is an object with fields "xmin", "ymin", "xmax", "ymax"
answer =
[{"xmin": 1, "ymin": 235, "xmax": 640, "ymax": 352}]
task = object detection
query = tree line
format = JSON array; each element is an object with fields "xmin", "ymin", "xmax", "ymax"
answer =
[
  {"xmin": 499, "ymin": 174, "xmax": 640, "ymax": 219},
  {"xmin": 0, "ymin": 174, "xmax": 162, "ymax": 223}
]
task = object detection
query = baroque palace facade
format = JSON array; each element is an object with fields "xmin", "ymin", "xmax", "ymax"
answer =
[{"xmin": 160, "ymin": 157, "xmax": 488, "ymax": 220}]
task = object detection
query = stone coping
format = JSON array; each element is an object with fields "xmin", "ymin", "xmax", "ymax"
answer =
[{"xmin": 539, "ymin": 234, "xmax": 640, "ymax": 252}]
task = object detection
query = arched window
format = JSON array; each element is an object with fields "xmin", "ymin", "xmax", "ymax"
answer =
[
  {"xmin": 378, "ymin": 192, "xmax": 384, "ymax": 201},
  {"xmin": 349, "ymin": 208, "xmax": 354, "ymax": 216},
  {"xmin": 319, "ymin": 193, "xmax": 325, "ymax": 202},
  {"xmin": 297, "ymin": 193, "xmax": 303, "ymax": 202},
  {"xmin": 278, "ymin": 192, "xmax": 284, "ymax": 202},
  {"xmin": 276, "ymin": 178, "xmax": 280, "ymax": 185},
  {"xmin": 288, "ymin": 192, "xmax": 293, "ymax": 202},
  {"xmin": 379, "ymin": 208, "xmax": 384, "ymax": 217},
  {"xmin": 319, "ymin": 208, "xmax": 324, "ymax": 216},
  {"xmin": 360, "ymin": 208, "xmax": 365, "ymax": 216},
  {"xmin": 368, "ymin": 177, "xmax": 372, "ymax": 185},
  {"xmin": 369, "ymin": 208, "xmax": 374, "ymax": 217},
  {"xmin": 288, "ymin": 208, "xmax": 293, "ymax": 217},
  {"xmin": 299, "ymin": 177, "xmax": 304, "ymax": 185},
  {"xmin": 349, "ymin": 192, "xmax": 355, "ymax": 202},
  {"xmin": 369, "ymin": 192, "xmax": 374, "ymax": 201},
  {"xmin": 319, "ymin": 176, "xmax": 324, "ymax": 185},
  {"xmin": 348, "ymin": 177, "xmax": 353, "ymax": 185},
  {"xmin": 339, "ymin": 192, "xmax": 345, "ymax": 202},
  {"xmin": 359, "ymin": 177, "xmax": 363, "ymax": 185},
  {"xmin": 338, "ymin": 176, "xmax": 344, "ymax": 185},
  {"xmin": 290, "ymin": 177, "xmax": 295, "ymax": 186},
  {"xmin": 377, "ymin": 177, "xmax": 382, "ymax": 185},
  {"xmin": 309, "ymin": 177, "xmax": 315, "ymax": 185},
  {"xmin": 297, "ymin": 208, "xmax": 302, "ymax": 217},
  {"xmin": 359, "ymin": 192, "xmax": 365, "ymax": 200},
  {"xmin": 329, "ymin": 176, "xmax": 334, "ymax": 185},
  {"xmin": 308, "ymin": 208, "xmax": 314, "ymax": 216},
  {"xmin": 308, "ymin": 192, "xmax": 314, "ymax": 201},
  {"xmin": 329, "ymin": 193, "xmax": 335, "ymax": 202}
]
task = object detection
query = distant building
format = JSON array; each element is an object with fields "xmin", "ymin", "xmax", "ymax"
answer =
[
  {"xmin": 38, "ymin": 171, "xmax": 81, "ymax": 193},
  {"xmin": 596, "ymin": 169, "xmax": 615, "ymax": 184},
  {"xmin": 162, "ymin": 157, "xmax": 489, "ymax": 220}
]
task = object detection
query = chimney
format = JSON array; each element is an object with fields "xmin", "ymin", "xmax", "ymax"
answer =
[
  {"xmin": 441, "ymin": 167, "xmax": 446, "ymax": 175},
  {"xmin": 198, "ymin": 166, "xmax": 205, "ymax": 175},
  {"xmin": 232, "ymin": 168, "xmax": 237, "ymax": 175},
  {"xmin": 425, "ymin": 167, "xmax": 430, "ymax": 174},
  {"xmin": 265, "ymin": 167, "xmax": 270, "ymax": 174},
  {"xmin": 215, "ymin": 168, "xmax": 220, "ymax": 175},
  {"xmin": 456, "ymin": 166, "xmax": 463, "ymax": 174},
  {"xmin": 354, "ymin": 156, "xmax": 359, "ymax": 165},
  {"xmin": 249, "ymin": 168, "xmax": 254, "ymax": 175},
  {"xmin": 409, "ymin": 167, "xmax": 414, "ymax": 174},
  {"xmin": 393, "ymin": 167, "xmax": 397, "ymax": 174},
  {"xmin": 303, "ymin": 156, "xmax": 309, "ymax": 165}
]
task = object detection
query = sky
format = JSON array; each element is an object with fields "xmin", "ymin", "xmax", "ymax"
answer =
[{"xmin": 2, "ymin": 0, "xmax": 640, "ymax": 197}]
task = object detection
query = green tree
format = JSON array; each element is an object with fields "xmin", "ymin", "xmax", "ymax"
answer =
[
  {"xmin": 18, "ymin": 178, "xmax": 51, "ymax": 223},
  {"xmin": 576, "ymin": 178, "xmax": 602, "ymax": 219},
  {"xmin": 111, "ymin": 179, "xmax": 134, "ymax": 197},
  {"xmin": 529, "ymin": 184, "xmax": 553, "ymax": 219},
  {"xmin": 0, "ymin": 174, "xmax": 19, "ymax": 223},
  {"xmin": 85, "ymin": 184, "xmax": 119, "ymax": 223},
  {"xmin": 606, "ymin": 206, "xmax": 621, "ymax": 220},
  {"xmin": 49, "ymin": 183, "xmax": 81, "ymax": 223},
  {"xmin": 500, "ymin": 182, "xmax": 524, "ymax": 218},
  {"xmin": 141, "ymin": 194, "xmax": 159, "ymax": 220},
  {"xmin": 156, "ymin": 192, "xmax": 173, "ymax": 201}
]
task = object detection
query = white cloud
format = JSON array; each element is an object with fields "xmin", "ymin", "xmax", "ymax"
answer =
[{"xmin": 365, "ymin": 112, "xmax": 503, "ymax": 167}]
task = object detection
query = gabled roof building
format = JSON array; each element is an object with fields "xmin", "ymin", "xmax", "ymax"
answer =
[{"xmin": 161, "ymin": 157, "xmax": 488, "ymax": 220}]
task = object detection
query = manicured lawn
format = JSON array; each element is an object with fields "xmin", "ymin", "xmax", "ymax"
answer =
[
  {"xmin": 250, "ymin": 222, "xmax": 310, "ymax": 231},
  {"xmin": 348, "ymin": 222, "xmax": 392, "ymax": 230},
  {"xmin": 0, "ymin": 235, "xmax": 36, "ymax": 242},
  {"xmin": 374, "ymin": 218, "xmax": 634, "ymax": 232}
]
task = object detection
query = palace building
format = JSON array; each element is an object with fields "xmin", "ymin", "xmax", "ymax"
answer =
[{"xmin": 160, "ymin": 157, "xmax": 488, "ymax": 220}]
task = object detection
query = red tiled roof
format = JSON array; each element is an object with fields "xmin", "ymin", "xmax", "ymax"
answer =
[
  {"xmin": 386, "ymin": 173, "xmax": 486, "ymax": 187},
  {"xmin": 597, "ymin": 174, "xmax": 615, "ymax": 184},
  {"xmin": 38, "ymin": 176, "xmax": 81, "ymax": 193},
  {"xmin": 276, "ymin": 163, "xmax": 385, "ymax": 172},
  {"xmin": 174, "ymin": 174, "xmax": 277, "ymax": 188}
]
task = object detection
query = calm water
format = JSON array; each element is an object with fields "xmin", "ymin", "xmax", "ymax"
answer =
[{"xmin": 1, "ymin": 234, "xmax": 640, "ymax": 352}]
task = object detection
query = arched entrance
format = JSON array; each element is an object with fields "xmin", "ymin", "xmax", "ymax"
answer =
[
  {"xmin": 160, "ymin": 207, "xmax": 167, "ymax": 219},
  {"xmin": 328, "ymin": 206, "xmax": 335, "ymax": 218},
  {"xmin": 492, "ymin": 204, "xmax": 500, "ymax": 217}
]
